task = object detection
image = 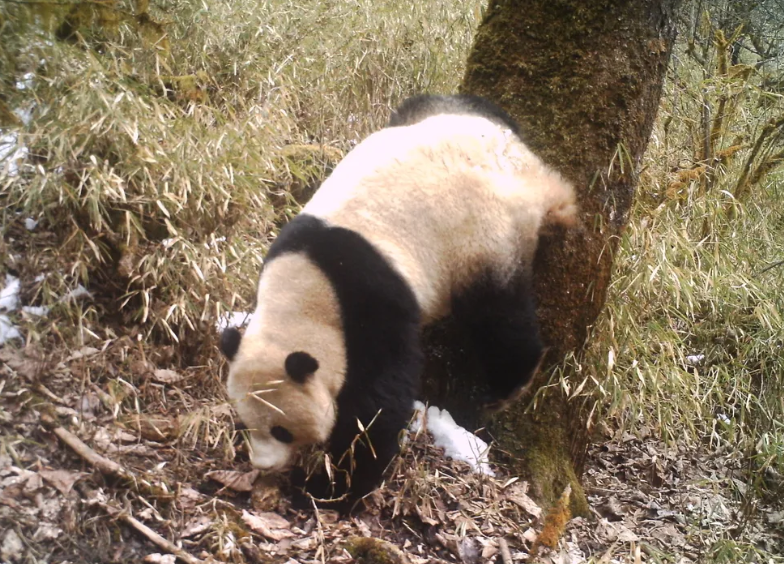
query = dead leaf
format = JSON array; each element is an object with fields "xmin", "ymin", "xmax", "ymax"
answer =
[
  {"xmin": 23, "ymin": 473, "xmax": 43, "ymax": 493},
  {"xmin": 457, "ymin": 537, "xmax": 480, "ymax": 564},
  {"xmin": 1, "ymin": 529, "xmax": 24, "ymax": 562},
  {"xmin": 765, "ymin": 510, "xmax": 784, "ymax": 525},
  {"xmin": 251, "ymin": 474, "xmax": 283, "ymax": 511},
  {"xmin": 65, "ymin": 347, "xmax": 100, "ymax": 362},
  {"xmin": 180, "ymin": 515, "xmax": 211, "ymax": 538},
  {"xmin": 0, "ymin": 349, "xmax": 40, "ymax": 380},
  {"xmin": 125, "ymin": 414, "xmax": 179, "ymax": 441},
  {"xmin": 137, "ymin": 507, "xmax": 155, "ymax": 521},
  {"xmin": 598, "ymin": 519, "xmax": 639, "ymax": 543},
  {"xmin": 177, "ymin": 487, "xmax": 206, "ymax": 510},
  {"xmin": 32, "ymin": 523, "xmax": 62, "ymax": 542},
  {"xmin": 151, "ymin": 369, "xmax": 184, "ymax": 384},
  {"xmin": 241, "ymin": 509, "xmax": 294, "ymax": 541},
  {"xmin": 206, "ymin": 469, "xmax": 259, "ymax": 492},
  {"xmin": 39, "ymin": 469, "xmax": 84, "ymax": 496},
  {"xmin": 317, "ymin": 510, "xmax": 340, "ymax": 525},
  {"xmin": 353, "ymin": 517, "xmax": 372, "ymax": 538},
  {"xmin": 504, "ymin": 482, "xmax": 542, "ymax": 519},
  {"xmin": 144, "ymin": 555, "xmax": 176, "ymax": 564},
  {"xmin": 415, "ymin": 504, "xmax": 438, "ymax": 526},
  {"xmin": 650, "ymin": 523, "xmax": 684, "ymax": 546},
  {"xmin": 78, "ymin": 392, "xmax": 102, "ymax": 419},
  {"xmin": 291, "ymin": 537, "xmax": 317, "ymax": 550},
  {"xmin": 480, "ymin": 539, "xmax": 498, "ymax": 560},
  {"xmin": 598, "ymin": 497, "xmax": 624, "ymax": 521}
]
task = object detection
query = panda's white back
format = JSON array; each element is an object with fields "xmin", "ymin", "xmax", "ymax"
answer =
[{"xmin": 302, "ymin": 113, "xmax": 575, "ymax": 323}]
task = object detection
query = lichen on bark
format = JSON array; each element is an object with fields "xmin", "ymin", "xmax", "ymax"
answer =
[{"xmin": 421, "ymin": 0, "xmax": 678, "ymax": 514}]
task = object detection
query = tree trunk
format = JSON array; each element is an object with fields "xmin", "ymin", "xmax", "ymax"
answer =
[{"xmin": 421, "ymin": 0, "xmax": 678, "ymax": 513}]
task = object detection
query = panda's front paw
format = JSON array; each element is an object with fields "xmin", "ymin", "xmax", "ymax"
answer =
[
  {"xmin": 287, "ymin": 467, "xmax": 353, "ymax": 513},
  {"xmin": 287, "ymin": 467, "xmax": 312, "ymax": 510}
]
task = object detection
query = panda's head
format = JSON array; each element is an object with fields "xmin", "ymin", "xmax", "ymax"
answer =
[{"xmin": 221, "ymin": 253, "xmax": 346, "ymax": 471}]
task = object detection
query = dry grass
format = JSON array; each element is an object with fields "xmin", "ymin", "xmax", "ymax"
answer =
[
  {"xmin": 560, "ymin": 18, "xmax": 784, "ymax": 560},
  {"xmin": 0, "ymin": 0, "xmax": 479, "ymax": 353}
]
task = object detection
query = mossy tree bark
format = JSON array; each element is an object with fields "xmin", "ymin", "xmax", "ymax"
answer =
[{"xmin": 421, "ymin": 0, "xmax": 678, "ymax": 513}]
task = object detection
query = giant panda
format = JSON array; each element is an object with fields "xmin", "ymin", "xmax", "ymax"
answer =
[{"xmin": 220, "ymin": 94, "xmax": 578, "ymax": 511}]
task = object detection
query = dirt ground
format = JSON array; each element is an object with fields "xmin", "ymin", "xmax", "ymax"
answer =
[{"xmin": 1, "ymin": 338, "xmax": 782, "ymax": 564}]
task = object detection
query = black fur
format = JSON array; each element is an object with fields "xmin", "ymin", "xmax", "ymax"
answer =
[
  {"xmin": 265, "ymin": 214, "xmax": 423, "ymax": 512},
  {"xmin": 452, "ymin": 270, "xmax": 544, "ymax": 406},
  {"xmin": 220, "ymin": 327, "xmax": 242, "ymax": 361},
  {"xmin": 285, "ymin": 351, "xmax": 319, "ymax": 383},
  {"xmin": 388, "ymin": 93, "xmax": 521, "ymax": 137},
  {"xmin": 271, "ymin": 425, "xmax": 294, "ymax": 444}
]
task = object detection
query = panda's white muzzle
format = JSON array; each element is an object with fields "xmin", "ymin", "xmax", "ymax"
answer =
[{"xmin": 248, "ymin": 436, "xmax": 294, "ymax": 471}]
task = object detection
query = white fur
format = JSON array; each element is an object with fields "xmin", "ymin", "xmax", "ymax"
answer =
[
  {"xmin": 248, "ymin": 434, "xmax": 294, "ymax": 470},
  {"xmin": 226, "ymin": 253, "xmax": 346, "ymax": 469},
  {"xmin": 304, "ymin": 113, "xmax": 576, "ymax": 322}
]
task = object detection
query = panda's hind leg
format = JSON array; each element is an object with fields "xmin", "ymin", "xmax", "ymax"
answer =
[{"xmin": 452, "ymin": 270, "xmax": 544, "ymax": 413}]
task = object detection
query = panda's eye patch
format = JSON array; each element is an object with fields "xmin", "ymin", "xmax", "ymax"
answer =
[
  {"xmin": 284, "ymin": 351, "xmax": 319, "ymax": 383},
  {"xmin": 270, "ymin": 425, "xmax": 294, "ymax": 444}
]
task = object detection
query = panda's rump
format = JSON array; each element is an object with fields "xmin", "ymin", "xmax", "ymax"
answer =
[{"xmin": 303, "ymin": 114, "xmax": 572, "ymax": 321}]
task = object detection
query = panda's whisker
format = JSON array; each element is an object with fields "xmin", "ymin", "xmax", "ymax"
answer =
[{"xmin": 249, "ymin": 391, "xmax": 286, "ymax": 415}]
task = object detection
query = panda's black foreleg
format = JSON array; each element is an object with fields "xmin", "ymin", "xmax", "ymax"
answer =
[
  {"xmin": 290, "ymin": 414, "xmax": 412, "ymax": 514},
  {"xmin": 291, "ymin": 363, "xmax": 420, "ymax": 514},
  {"xmin": 453, "ymin": 270, "xmax": 544, "ymax": 412}
]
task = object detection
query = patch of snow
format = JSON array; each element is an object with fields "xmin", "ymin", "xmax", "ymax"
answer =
[
  {"xmin": 24, "ymin": 218, "xmax": 38, "ymax": 231},
  {"xmin": 685, "ymin": 354, "xmax": 705, "ymax": 366},
  {"xmin": 0, "ymin": 275, "xmax": 21, "ymax": 311},
  {"xmin": 60, "ymin": 284, "xmax": 92, "ymax": 303},
  {"xmin": 22, "ymin": 305, "xmax": 49, "ymax": 317},
  {"xmin": 216, "ymin": 311, "xmax": 251, "ymax": 331},
  {"xmin": 16, "ymin": 72, "xmax": 34, "ymax": 91},
  {"xmin": 34, "ymin": 274, "xmax": 46, "ymax": 282},
  {"xmin": 411, "ymin": 401, "xmax": 495, "ymax": 476},
  {"xmin": 0, "ymin": 132, "xmax": 28, "ymax": 177},
  {"xmin": 0, "ymin": 314, "xmax": 22, "ymax": 345},
  {"xmin": 162, "ymin": 238, "xmax": 177, "ymax": 249},
  {"xmin": 14, "ymin": 106, "xmax": 33, "ymax": 126}
]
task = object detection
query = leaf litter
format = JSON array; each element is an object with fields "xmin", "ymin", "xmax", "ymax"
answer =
[{"xmin": 1, "ymin": 338, "xmax": 781, "ymax": 564}]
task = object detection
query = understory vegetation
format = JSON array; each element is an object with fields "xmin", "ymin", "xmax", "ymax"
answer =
[
  {"xmin": 1, "ymin": 0, "xmax": 782, "ymax": 562},
  {"xmin": 577, "ymin": 7, "xmax": 784, "ymax": 497}
]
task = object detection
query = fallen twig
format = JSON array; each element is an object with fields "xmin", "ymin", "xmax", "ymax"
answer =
[
  {"xmin": 43, "ymin": 416, "xmax": 212, "ymax": 563},
  {"xmin": 498, "ymin": 538, "xmax": 513, "ymax": 564},
  {"xmin": 100, "ymin": 502, "xmax": 207, "ymax": 564},
  {"xmin": 49, "ymin": 422, "xmax": 133, "ymax": 481}
]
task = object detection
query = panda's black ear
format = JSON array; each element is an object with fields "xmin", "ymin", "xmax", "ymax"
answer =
[
  {"xmin": 220, "ymin": 327, "xmax": 242, "ymax": 361},
  {"xmin": 285, "ymin": 351, "xmax": 319, "ymax": 383}
]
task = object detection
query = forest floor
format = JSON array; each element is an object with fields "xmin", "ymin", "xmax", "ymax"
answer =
[{"xmin": 1, "ymin": 340, "xmax": 782, "ymax": 564}]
